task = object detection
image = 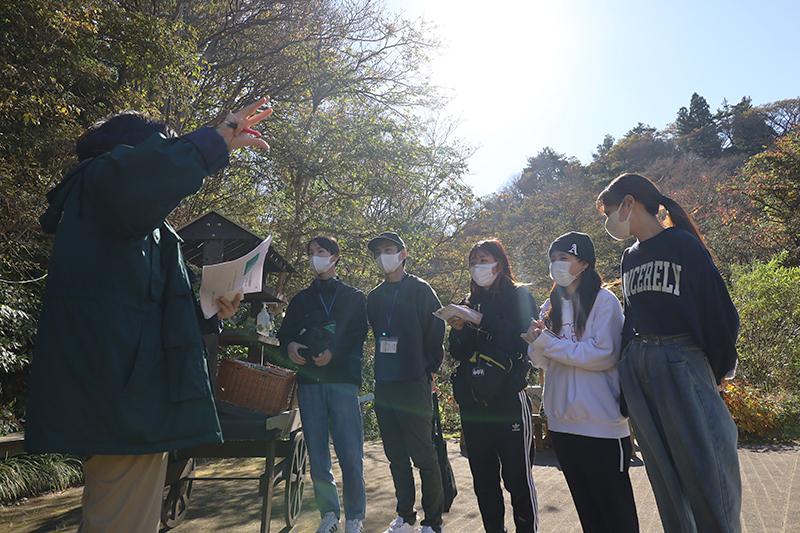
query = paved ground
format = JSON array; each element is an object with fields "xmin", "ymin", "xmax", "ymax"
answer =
[{"xmin": 3, "ymin": 440, "xmax": 799, "ymax": 532}]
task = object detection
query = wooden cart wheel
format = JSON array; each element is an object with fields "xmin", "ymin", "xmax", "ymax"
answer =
[
  {"xmin": 284, "ymin": 431, "xmax": 307, "ymax": 527},
  {"xmin": 161, "ymin": 459, "xmax": 195, "ymax": 529}
]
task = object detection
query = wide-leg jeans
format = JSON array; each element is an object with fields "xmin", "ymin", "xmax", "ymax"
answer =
[{"xmin": 619, "ymin": 334, "xmax": 741, "ymax": 533}]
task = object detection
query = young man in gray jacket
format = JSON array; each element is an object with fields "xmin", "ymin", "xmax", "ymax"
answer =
[{"xmin": 365, "ymin": 231, "xmax": 446, "ymax": 533}]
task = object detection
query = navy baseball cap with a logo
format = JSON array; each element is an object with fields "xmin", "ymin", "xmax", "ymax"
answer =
[{"xmin": 548, "ymin": 232, "xmax": 595, "ymax": 267}]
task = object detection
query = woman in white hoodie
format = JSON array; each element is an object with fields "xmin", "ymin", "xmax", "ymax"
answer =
[{"xmin": 524, "ymin": 232, "xmax": 639, "ymax": 533}]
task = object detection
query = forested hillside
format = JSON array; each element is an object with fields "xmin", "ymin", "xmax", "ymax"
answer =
[{"xmin": 484, "ymin": 94, "xmax": 800, "ymax": 296}]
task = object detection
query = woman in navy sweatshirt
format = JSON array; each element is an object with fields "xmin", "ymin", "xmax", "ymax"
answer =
[
  {"xmin": 597, "ymin": 173, "xmax": 741, "ymax": 533},
  {"xmin": 448, "ymin": 239, "xmax": 539, "ymax": 533}
]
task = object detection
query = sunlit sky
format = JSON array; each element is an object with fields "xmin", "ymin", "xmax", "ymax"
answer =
[{"xmin": 385, "ymin": 0, "xmax": 800, "ymax": 196}]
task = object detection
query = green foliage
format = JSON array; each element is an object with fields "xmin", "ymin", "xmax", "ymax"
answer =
[
  {"xmin": 0, "ymin": 400, "xmax": 21, "ymax": 436},
  {"xmin": 0, "ymin": 0, "xmax": 201, "ymax": 279},
  {"xmin": 434, "ymin": 356, "xmax": 460, "ymax": 434},
  {"xmin": 588, "ymin": 124, "xmax": 678, "ymax": 182},
  {"xmin": 355, "ymin": 333, "xmax": 394, "ymax": 442},
  {"xmin": 0, "ymin": 454, "xmax": 84, "ymax": 504},
  {"xmin": 676, "ymin": 93, "xmax": 715, "ymax": 136},
  {"xmin": 729, "ymin": 254, "xmax": 800, "ymax": 393},
  {"xmin": 676, "ymin": 93, "xmax": 722, "ymax": 158},
  {"xmin": 0, "ymin": 282, "xmax": 40, "ymax": 374},
  {"xmin": 0, "ymin": 281, "xmax": 42, "ymax": 428}
]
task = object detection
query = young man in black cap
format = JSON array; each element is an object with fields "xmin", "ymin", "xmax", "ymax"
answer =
[{"xmin": 365, "ymin": 232, "xmax": 446, "ymax": 533}]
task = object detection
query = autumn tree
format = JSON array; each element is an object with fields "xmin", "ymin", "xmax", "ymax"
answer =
[
  {"xmin": 483, "ymin": 149, "xmax": 626, "ymax": 299},
  {"xmin": 735, "ymin": 126, "xmax": 800, "ymax": 265}
]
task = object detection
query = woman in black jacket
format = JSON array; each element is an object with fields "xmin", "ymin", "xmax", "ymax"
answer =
[{"xmin": 448, "ymin": 239, "xmax": 539, "ymax": 533}]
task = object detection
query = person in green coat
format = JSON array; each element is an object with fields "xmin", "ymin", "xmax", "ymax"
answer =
[{"xmin": 25, "ymin": 99, "xmax": 273, "ymax": 533}]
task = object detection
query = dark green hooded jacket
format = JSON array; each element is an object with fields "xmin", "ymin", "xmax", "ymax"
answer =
[{"xmin": 25, "ymin": 128, "xmax": 229, "ymax": 455}]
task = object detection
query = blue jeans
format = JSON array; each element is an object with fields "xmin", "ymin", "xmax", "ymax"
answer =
[
  {"xmin": 297, "ymin": 383, "xmax": 366, "ymax": 521},
  {"xmin": 619, "ymin": 334, "xmax": 741, "ymax": 533}
]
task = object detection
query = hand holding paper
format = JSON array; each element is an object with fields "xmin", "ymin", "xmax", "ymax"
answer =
[
  {"xmin": 433, "ymin": 304, "xmax": 483, "ymax": 325},
  {"xmin": 216, "ymin": 293, "xmax": 243, "ymax": 320}
]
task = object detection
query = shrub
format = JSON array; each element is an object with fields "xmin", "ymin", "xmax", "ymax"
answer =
[
  {"xmin": 724, "ymin": 380, "xmax": 800, "ymax": 444},
  {"xmin": 0, "ymin": 454, "xmax": 84, "ymax": 504},
  {"xmin": 724, "ymin": 381, "xmax": 779, "ymax": 434},
  {"xmin": 434, "ymin": 356, "xmax": 459, "ymax": 435},
  {"xmin": 1, "ymin": 400, "xmax": 21, "ymax": 436},
  {"xmin": 0, "ymin": 281, "xmax": 43, "ymax": 430},
  {"xmin": 729, "ymin": 254, "xmax": 800, "ymax": 393}
]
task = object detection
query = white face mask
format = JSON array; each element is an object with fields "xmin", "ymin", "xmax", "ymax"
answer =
[
  {"xmin": 309, "ymin": 255, "xmax": 335, "ymax": 275},
  {"xmin": 376, "ymin": 252, "xmax": 403, "ymax": 274},
  {"xmin": 549, "ymin": 260, "xmax": 584, "ymax": 287},
  {"xmin": 604, "ymin": 203, "xmax": 633, "ymax": 241},
  {"xmin": 470, "ymin": 262, "xmax": 499, "ymax": 287}
]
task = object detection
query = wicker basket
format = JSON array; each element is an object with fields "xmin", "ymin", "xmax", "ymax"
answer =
[{"xmin": 215, "ymin": 358, "xmax": 297, "ymax": 415}]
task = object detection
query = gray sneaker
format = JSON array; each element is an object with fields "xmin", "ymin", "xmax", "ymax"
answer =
[
  {"xmin": 316, "ymin": 511, "xmax": 341, "ymax": 533},
  {"xmin": 345, "ymin": 518, "xmax": 364, "ymax": 533}
]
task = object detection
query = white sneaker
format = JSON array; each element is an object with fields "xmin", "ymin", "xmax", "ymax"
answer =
[
  {"xmin": 381, "ymin": 516, "xmax": 416, "ymax": 533},
  {"xmin": 417, "ymin": 526, "xmax": 441, "ymax": 533},
  {"xmin": 345, "ymin": 518, "xmax": 364, "ymax": 533},
  {"xmin": 316, "ymin": 511, "xmax": 341, "ymax": 533}
]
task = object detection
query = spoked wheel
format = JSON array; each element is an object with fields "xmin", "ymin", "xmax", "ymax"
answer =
[
  {"xmin": 161, "ymin": 458, "xmax": 195, "ymax": 529},
  {"xmin": 284, "ymin": 431, "xmax": 307, "ymax": 527}
]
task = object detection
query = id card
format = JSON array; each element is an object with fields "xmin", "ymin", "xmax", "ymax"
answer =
[
  {"xmin": 379, "ymin": 336, "xmax": 399, "ymax": 354},
  {"xmin": 321, "ymin": 318, "xmax": 336, "ymax": 335}
]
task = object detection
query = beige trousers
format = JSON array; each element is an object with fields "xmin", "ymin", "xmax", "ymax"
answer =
[{"xmin": 78, "ymin": 452, "xmax": 169, "ymax": 533}]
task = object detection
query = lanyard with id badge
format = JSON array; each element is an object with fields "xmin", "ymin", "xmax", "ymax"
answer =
[
  {"xmin": 318, "ymin": 282, "xmax": 340, "ymax": 336},
  {"xmin": 379, "ymin": 274, "xmax": 405, "ymax": 354}
]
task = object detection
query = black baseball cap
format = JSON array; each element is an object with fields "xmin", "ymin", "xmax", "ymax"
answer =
[
  {"xmin": 548, "ymin": 231, "xmax": 596, "ymax": 267},
  {"xmin": 367, "ymin": 231, "xmax": 405, "ymax": 252}
]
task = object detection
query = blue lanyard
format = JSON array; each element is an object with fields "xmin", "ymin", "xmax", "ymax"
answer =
[
  {"xmin": 382, "ymin": 273, "xmax": 406, "ymax": 336},
  {"xmin": 318, "ymin": 283, "xmax": 340, "ymax": 318}
]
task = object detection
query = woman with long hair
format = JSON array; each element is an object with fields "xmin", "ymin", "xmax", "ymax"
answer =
[
  {"xmin": 524, "ymin": 232, "xmax": 638, "ymax": 533},
  {"xmin": 596, "ymin": 173, "xmax": 741, "ymax": 532},
  {"xmin": 448, "ymin": 239, "xmax": 539, "ymax": 533}
]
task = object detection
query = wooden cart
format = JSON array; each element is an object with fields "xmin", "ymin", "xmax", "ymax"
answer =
[
  {"xmin": 162, "ymin": 211, "xmax": 302, "ymax": 532},
  {"xmin": 161, "ymin": 401, "xmax": 306, "ymax": 532}
]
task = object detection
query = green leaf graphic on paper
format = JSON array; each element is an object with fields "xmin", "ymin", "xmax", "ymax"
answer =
[{"xmin": 244, "ymin": 254, "xmax": 259, "ymax": 276}]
